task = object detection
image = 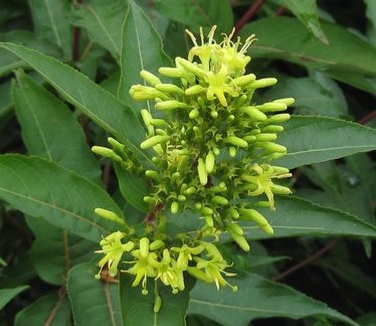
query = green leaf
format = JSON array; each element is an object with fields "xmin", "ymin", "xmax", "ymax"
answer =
[
  {"xmin": 365, "ymin": 0, "xmax": 376, "ymax": 46},
  {"xmin": 240, "ymin": 17, "xmax": 376, "ymax": 75},
  {"xmin": 0, "ymin": 285, "xmax": 29, "ymax": 310},
  {"xmin": 276, "ymin": 116, "xmax": 376, "ymax": 169},
  {"xmin": 14, "ymin": 294, "xmax": 71, "ymax": 326},
  {"xmin": 27, "ymin": 218, "xmax": 96, "ymax": 285},
  {"xmin": 0, "ymin": 154, "xmax": 124, "ymax": 242},
  {"xmin": 28, "ymin": 0, "xmax": 72, "ymax": 59},
  {"xmin": 0, "ymin": 81, "xmax": 12, "ymax": 120},
  {"xmin": 188, "ymin": 273, "xmax": 358, "ymax": 325},
  {"xmin": 243, "ymin": 196, "xmax": 376, "ymax": 240},
  {"xmin": 120, "ymin": 273, "xmax": 192, "ymax": 326},
  {"xmin": 154, "ymin": 0, "xmax": 234, "ymax": 34},
  {"xmin": 0, "ymin": 42, "xmax": 151, "ymax": 167},
  {"xmin": 71, "ymin": 1, "xmax": 127, "ymax": 60},
  {"xmin": 12, "ymin": 70, "xmax": 101, "ymax": 182},
  {"xmin": 118, "ymin": 0, "xmax": 171, "ymax": 110},
  {"xmin": 272, "ymin": 0, "xmax": 328, "ymax": 43},
  {"xmin": 68, "ymin": 263, "xmax": 122, "ymax": 326},
  {"xmin": 114, "ymin": 162, "xmax": 149, "ymax": 213}
]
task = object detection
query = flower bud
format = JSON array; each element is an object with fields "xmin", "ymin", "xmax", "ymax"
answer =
[
  {"xmin": 155, "ymin": 100, "xmax": 188, "ymax": 110},
  {"xmin": 239, "ymin": 106, "xmax": 267, "ymax": 121},
  {"xmin": 91, "ymin": 146, "xmax": 123, "ymax": 162},
  {"xmin": 140, "ymin": 135, "xmax": 169, "ymax": 149},
  {"xmin": 155, "ymin": 83, "xmax": 185, "ymax": 95},
  {"xmin": 197, "ymin": 158, "xmax": 208, "ymax": 185},
  {"xmin": 257, "ymin": 102, "xmax": 287, "ymax": 113},
  {"xmin": 211, "ymin": 195, "xmax": 229, "ymax": 205},
  {"xmin": 171, "ymin": 201, "xmax": 179, "ymax": 214},
  {"xmin": 95, "ymin": 208, "xmax": 126, "ymax": 225},
  {"xmin": 140, "ymin": 69, "xmax": 161, "ymax": 86},
  {"xmin": 205, "ymin": 151, "xmax": 215, "ymax": 173},
  {"xmin": 149, "ymin": 239, "xmax": 165, "ymax": 251},
  {"xmin": 224, "ymin": 136, "xmax": 248, "ymax": 148},
  {"xmin": 139, "ymin": 237, "xmax": 150, "ymax": 259},
  {"xmin": 249, "ymin": 78, "xmax": 277, "ymax": 89}
]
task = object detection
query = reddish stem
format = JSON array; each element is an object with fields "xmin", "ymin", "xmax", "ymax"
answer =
[
  {"xmin": 271, "ymin": 240, "xmax": 337, "ymax": 281},
  {"xmin": 234, "ymin": 0, "xmax": 264, "ymax": 34},
  {"xmin": 275, "ymin": 6, "xmax": 286, "ymax": 16},
  {"xmin": 357, "ymin": 110, "xmax": 376, "ymax": 125}
]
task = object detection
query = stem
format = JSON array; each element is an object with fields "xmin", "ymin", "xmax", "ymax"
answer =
[
  {"xmin": 234, "ymin": 0, "xmax": 264, "ymax": 34},
  {"xmin": 271, "ymin": 239, "xmax": 337, "ymax": 281}
]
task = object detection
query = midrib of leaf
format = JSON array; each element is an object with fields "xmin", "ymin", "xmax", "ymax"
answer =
[
  {"xmin": 0, "ymin": 187, "xmax": 109, "ymax": 233},
  {"xmin": 286, "ymin": 144, "xmax": 376, "ymax": 156},
  {"xmin": 87, "ymin": 5, "xmax": 119, "ymax": 55},
  {"xmin": 19, "ymin": 84, "xmax": 53, "ymax": 161},
  {"xmin": 44, "ymin": 0, "xmax": 62, "ymax": 48},
  {"xmin": 252, "ymin": 44, "xmax": 336, "ymax": 66}
]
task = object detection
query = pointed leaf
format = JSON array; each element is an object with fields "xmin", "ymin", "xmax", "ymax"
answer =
[
  {"xmin": 0, "ymin": 285, "xmax": 29, "ymax": 310},
  {"xmin": 0, "ymin": 42, "xmax": 146, "ymax": 157},
  {"xmin": 29, "ymin": 0, "xmax": 72, "ymax": 59},
  {"xmin": 15, "ymin": 294, "xmax": 71, "ymax": 326},
  {"xmin": 273, "ymin": 0, "xmax": 328, "ymax": 43},
  {"xmin": 12, "ymin": 70, "xmax": 101, "ymax": 182},
  {"xmin": 188, "ymin": 273, "xmax": 358, "ymax": 325},
  {"xmin": 68, "ymin": 263, "xmax": 122, "ymax": 326},
  {"xmin": 276, "ymin": 116, "xmax": 376, "ymax": 169},
  {"xmin": 243, "ymin": 196, "xmax": 376, "ymax": 240},
  {"xmin": 118, "ymin": 0, "xmax": 171, "ymax": 110},
  {"xmin": 71, "ymin": 1, "xmax": 127, "ymax": 60},
  {"xmin": 0, "ymin": 154, "xmax": 123, "ymax": 242},
  {"xmin": 240, "ymin": 17, "xmax": 376, "ymax": 76}
]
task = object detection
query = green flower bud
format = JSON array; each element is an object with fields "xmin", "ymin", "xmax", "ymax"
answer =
[
  {"xmin": 262, "ymin": 113, "xmax": 290, "ymax": 125},
  {"xmin": 153, "ymin": 294, "xmax": 162, "ymax": 313},
  {"xmin": 155, "ymin": 100, "xmax": 189, "ymax": 110},
  {"xmin": 205, "ymin": 151, "xmax": 215, "ymax": 174},
  {"xmin": 227, "ymin": 222, "xmax": 244, "ymax": 235},
  {"xmin": 239, "ymin": 106, "xmax": 267, "ymax": 121},
  {"xmin": 155, "ymin": 83, "xmax": 185, "ymax": 95},
  {"xmin": 249, "ymin": 78, "xmax": 278, "ymax": 89},
  {"xmin": 262, "ymin": 125, "xmax": 284, "ymax": 133},
  {"xmin": 228, "ymin": 230, "xmax": 250, "ymax": 252},
  {"xmin": 255, "ymin": 133, "xmax": 277, "ymax": 142},
  {"xmin": 211, "ymin": 195, "xmax": 229, "ymax": 205},
  {"xmin": 197, "ymin": 158, "xmax": 208, "ymax": 185},
  {"xmin": 149, "ymin": 239, "xmax": 165, "ymax": 251},
  {"xmin": 91, "ymin": 146, "xmax": 123, "ymax": 162},
  {"xmin": 139, "ymin": 237, "xmax": 150, "ymax": 259},
  {"xmin": 185, "ymin": 85, "xmax": 205, "ymax": 96},
  {"xmin": 189, "ymin": 108, "xmax": 200, "ymax": 119},
  {"xmin": 140, "ymin": 69, "xmax": 161, "ymax": 86},
  {"xmin": 273, "ymin": 97, "xmax": 295, "ymax": 106},
  {"xmin": 230, "ymin": 73, "xmax": 256, "ymax": 86},
  {"xmin": 257, "ymin": 102, "xmax": 287, "ymax": 113},
  {"xmin": 171, "ymin": 201, "xmax": 179, "ymax": 214},
  {"xmin": 140, "ymin": 135, "xmax": 169, "ymax": 149},
  {"xmin": 224, "ymin": 136, "xmax": 248, "ymax": 148},
  {"xmin": 94, "ymin": 208, "xmax": 126, "ymax": 226}
]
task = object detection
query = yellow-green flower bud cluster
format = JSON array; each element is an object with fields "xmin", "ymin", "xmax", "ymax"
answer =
[
  {"xmin": 96, "ymin": 233, "xmax": 236, "ymax": 294},
  {"xmin": 128, "ymin": 26, "xmax": 293, "ymax": 238}
]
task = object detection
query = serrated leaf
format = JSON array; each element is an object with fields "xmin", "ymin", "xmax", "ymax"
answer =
[
  {"xmin": 29, "ymin": 0, "xmax": 72, "ymax": 59},
  {"xmin": 0, "ymin": 285, "xmax": 29, "ymax": 310},
  {"xmin": 118, "ymin": 0, "xmax": 171, "ymax": 110},
  {"xmin": 0, "ymin": 154, "xmax": 124, "ymax": 242},
  {"xmin": 154, "ymin": 0, "xmax": 234, "ymax": 33},
  {"xmin": 276, "ymin": 116, "xmax": 376, "ymax": 169},
  {"xmin": 71, "ymin": 1, "xmax": 127, "ymax": 60},
  {"xmin": 68, "ymin": 263, "xmax": 122, "ymax": 326},
  {"xmin": 12, "ymin": 70, "xmax": 101, "ymax": 182},
  {"xmin": 120, "ymin": 272, "xmax": 192, "ymax": 326},
  {"xmin": 14, "ymin": 294, "xmax": 71, "ymax": 326},
  {"xmin": 240, "ymin": 17, "xmax": 376, "ymax": 76},
  {"xmin": 243, "ymin": 196, "xmax": 376, "ymax": 240},
  {"xmin": 188, "ymin": 273, "xmax": 358, "ymax": 326}
]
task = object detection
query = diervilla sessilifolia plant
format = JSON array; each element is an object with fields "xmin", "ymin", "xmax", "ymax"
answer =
[{"xmin": 92, "ymin": 26, "xmax": 294, "ymax": 303}]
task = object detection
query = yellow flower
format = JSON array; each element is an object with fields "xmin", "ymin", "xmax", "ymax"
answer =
[{"xmin": 95, "ymin": 231, "xmax": 134, "ymax": 278}]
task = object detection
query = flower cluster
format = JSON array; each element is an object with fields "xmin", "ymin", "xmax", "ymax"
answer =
[
  {"xmin": 95, "ymin": 232, "xmax": 236, "ymax": 295},
  {"xmin": 93, "ymin": 26, "xmax": 293, "ymax": 296}
]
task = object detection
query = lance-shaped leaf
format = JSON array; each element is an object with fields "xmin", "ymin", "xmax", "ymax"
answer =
[
  {"xmin": 0, "ymin": 286, "xmax": 29, "ymax": 310},
  {"xmin": 71, "ymin": 1, "xmax": 127, "ymax": 60},
  {"xmin": 188, "ymin": 273, "xmax": 358, "ymax": 325},
  {"xmin": 29, "ymin": 0, "xmax": 72, "ymax": 59},
  {"xmin": 276, "ymin": 116, "xmax": 376, "ymax": 169},
  {"xmin": 240, "ymin": 17, "xmax": 376, "ymax": 76},
  {"xmin": 0, "ymin": 42, "xmax": 149, "ymax": 167},
  {"xmin": 0, "ymin": 154, "xmax": 124, "ymax": 242},
  {"xmin": 68, "ymin": 263, "xmax": 122, "ymax": 326},
  {"xmin": 12, "ymin": 70, "xmax": 101, "ymax": 182}
]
